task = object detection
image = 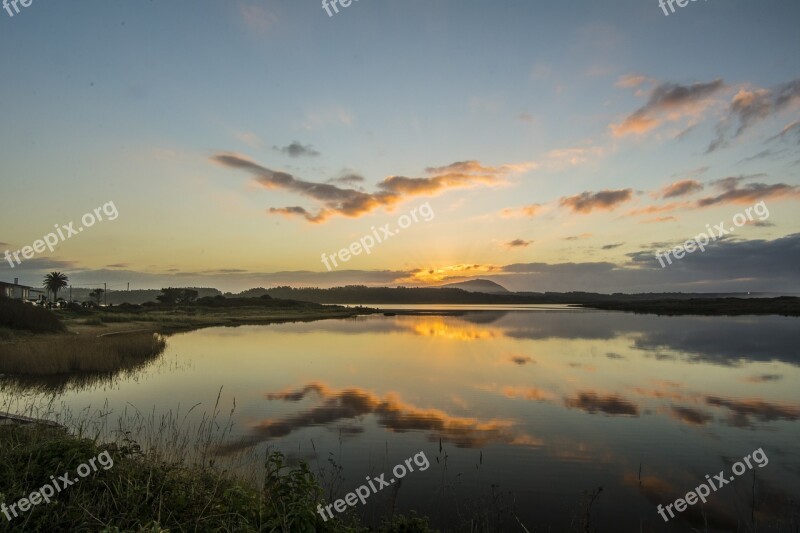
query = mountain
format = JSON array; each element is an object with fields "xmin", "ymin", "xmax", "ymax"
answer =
[{"xmin": 438, "ymin": 279, "xmax": 510, "ymax": 294}]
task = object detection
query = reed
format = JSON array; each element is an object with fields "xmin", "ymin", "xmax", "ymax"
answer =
[{"xmin": 0, "ymin": 332, "xmax": 166, "ymax": 376}]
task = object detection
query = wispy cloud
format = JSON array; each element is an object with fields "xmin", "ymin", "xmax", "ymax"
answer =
[
  {"xmin": 508, "ymin": 354, "xmax": 534, "ymax": 365},
  {"xmin": 612, "ymin": 79, "xmax": 725, "ymax": 137},
  {"xmin": 696, "ymin": 179, "xmax": 800, "ymax": 207},
  {"xmin": 234, "ymin": 131, "xmax": 262, "ymax": 148},
  {"xmin": 706, "ymin": 396, "xmax": 800, "ymax": 428},
  {"xmin": 659, "ymin": 179, "xmax": 703, "ymax": 199},
  {"xmin": 505, "ymin": 239, "xmax": 533, "ymax": 248},
  {"xmin": 615, "ymin": 74, "xmax": 650, "ymax": 88},
  {"xmin": 500, "ymin": 203, "xmax": 543, "ymax": 218},
  {"xmin": 273, "ymin": 141, "xmax": 320, "ymax": 158},
  {"xmin": 301, "ymin": 106, "xmax": 354, "ymax": 130},
  {"xmin": 239, "ymin": 3, "xmax": 277, "ymax": 34},
  {"xmin": 671, "ymin": 166, "xmax": 710, "ymax": 179},
  {"xmin": 642, "ymin": 216, "xmax": 677, "ymax": 224},
  {"xmin": 707, "ymin": 78, "xmax": 800, "ymax": 152},
  {"xmin": 565, "ymin": 392, "xmax": 639, "ymax": 416},
  {"xmin": 767, "ymin": 119, "xmax": 800, "ymax": 144},
  {"xmin": 669, "ymin": 405, "xmax": 713, "ymax": 426},
  {"xmin": 327, "ymin": 173, "xmax": 365, "ymax": 186},
  {"xmin": 564, "ymin": 233, "xmax": 592, "ymax": 241},
  {"xmin": 541, "ymin": 146, "xmax": 604, "ymax": 170},
  {"xmin": 212, "ymin": 153, "xmax": 532, "ymax": 223},
  {"xmin": 559, "ymin": 189, "xmax": 633, "ymax": 214}
]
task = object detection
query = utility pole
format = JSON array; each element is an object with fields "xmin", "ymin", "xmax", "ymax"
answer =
[
  {"xmin": 104, "ymin": 282, "xmax": 107, "ymax": 306},
  {"xmin": 127, "ymin": 282, "xmax": 130, "ymax": 291}
]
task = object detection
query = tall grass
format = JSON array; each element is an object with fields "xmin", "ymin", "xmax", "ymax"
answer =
[
  {"xmin": 0, "ymin": 332, "xmax": 166, "ymax": 376},
  {"xmin": 0, "ymin": 392, "xmax": 440, "ymax": 532}
]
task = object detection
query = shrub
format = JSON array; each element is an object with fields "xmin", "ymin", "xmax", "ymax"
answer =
[{"xmin": 0, "ymin": 298, "xmax": 64, "ymax": 333}]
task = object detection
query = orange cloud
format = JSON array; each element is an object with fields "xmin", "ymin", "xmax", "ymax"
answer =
[
  {"xmin": 611, "ymin": 79, "xmax": 725, "ymax": 137},
  {"xmin": 642, "ymin": 216, "xmax": 677, "ymax": 223},
  {"xmin": 217, "ymin": 382, "xmax": 533, "ymax": 453},
  {"xmin": 559, "ymin": 189, "xmax": 633, "ymax": 214},
  {"xmin": 402, "ymin": 264, "xmax": 501, "ymax": 284},
  {"xmin": 212, "ymin": 153, "xmax": 533, "ymax": 223},
  {"xmin": 708, "ymin": 79, "xmax": 800, "ymax": 151},
  {"xmin": 660, "ymin": 179, "xmax": 704, "ymax": 199},
  {"xmin": 502, "ymin": 386, "xmax": 555, "ymax": 401},
  {"xmin": 625, "ymin": 201, "xmax": 690, "ymax": 218},
  {"xmin": 500, "ymin": 203, "xmax": 543, "ymax": 218},
  {"xmin": 564, "ymin": 233, "xmax": 593, "ymax": 241},
  {"xmin": 564, "ymin": 392, "xmax": 639, "ymax": 416}
]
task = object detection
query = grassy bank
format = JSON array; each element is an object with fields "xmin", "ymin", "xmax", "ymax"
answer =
[
  {"xmin": 0, "ymin": 424, "xmax": 437, "ymax": 532},
  {"xmin": 0, "ymin": 296, "xmax": 372, "ymax": 342},
  {"xmin": 0, "ymin": 297, "xmax": 370, "ymax": 389},
  {"xmin": 583, "ymin": 296, "xmax": 800, "ymax": 316},
  {"xmin": 57, "ymin": 297, "xmax": 371, "ymax": 336}
]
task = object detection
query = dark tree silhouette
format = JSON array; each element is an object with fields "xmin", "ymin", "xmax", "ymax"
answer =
[
  {"xmin": 89, "ymin": 288, "xmax": 105, "ymax": 305},
  {"xmin": 43, "ymin": 272, "xmax": 69, "ymax": 302},
  {"xmin": 156, "ymin": 288, "xmax": 199, "ymax": 305}
]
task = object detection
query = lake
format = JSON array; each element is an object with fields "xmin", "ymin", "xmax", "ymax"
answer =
[{"xmin": 3, "ymin": 309, "xmax": 799, "ymax": 531}]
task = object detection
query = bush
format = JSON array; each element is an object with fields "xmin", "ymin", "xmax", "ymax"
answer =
[{"xmin": 0, "ymin": 298, "xmax": 64, "ymax": 333}]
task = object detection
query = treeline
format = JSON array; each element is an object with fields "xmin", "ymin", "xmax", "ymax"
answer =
[
  {"xmin": 227, "ymin": 286, "xmax": 758, "ymax": 304},
  {"xmin": 67, "ymin": 287, "xmax": 222, "ymax": 305},
  {"xmin": 64, "ymin": 285, "xmax": 769, "ymax": 306}
]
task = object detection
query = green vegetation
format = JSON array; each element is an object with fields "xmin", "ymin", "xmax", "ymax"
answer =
[
  {"xmin": 0, "ymin": 298, "xmax": 64, "ymax": 334},
  {"xmin": 0, "ymin": 425, "xmax": 438, "ymax": 532},
  {"xmin": 156, "ymin": 288, "xmax": 199, "ymax": 305},
  {"xmin": 228, "ymin": 286, "xmax": 800, "ymax": 315},
  {"xmin": 42, "ymin": 272, "xmax": 69, "ymax": 302},
  {"xmin": 584, "ymin": 296, "xmax": 800, "ymax": 316},
  {"xmin": 57, "ymin": 297, "xmax": 368, "ymax": 333}
]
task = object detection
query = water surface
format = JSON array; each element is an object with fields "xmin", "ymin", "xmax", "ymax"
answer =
[{"xmin": 3, "ymin": 310, "xmax": 799, "ymax": 531}]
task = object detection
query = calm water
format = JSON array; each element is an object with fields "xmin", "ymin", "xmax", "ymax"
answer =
[{"xmin": 3, "ymin": 310, "xmax": 799, "ymax": 531}]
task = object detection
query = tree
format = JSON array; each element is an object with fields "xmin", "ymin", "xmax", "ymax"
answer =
[
  {"xmin": 43, "ymin": 272, "xmax": 69, "ymax": 302},
  {"xmin": 156, "ymin": 288, "xmax": 198, "ymax": 305},
  {"xmin": 89, "ymin": 288, "xmax": 105, "ymax": 305}
]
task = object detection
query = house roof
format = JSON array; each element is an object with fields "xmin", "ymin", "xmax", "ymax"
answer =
[{"xmin": 0, "ymin": 280, "xmax": 35, "ymax": 290}]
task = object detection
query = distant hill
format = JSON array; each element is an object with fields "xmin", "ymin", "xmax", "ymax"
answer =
[
  {"xmin": 250, "ymin": 286, "xmax": 771, "ymax": 305},
  {"xmin": 438, "ymin": 279, "xmax": 509, "ymax": 294}
]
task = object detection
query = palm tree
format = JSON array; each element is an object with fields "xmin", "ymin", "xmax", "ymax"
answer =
[{"xmin": 43, "ymin": 272, "xmax": 69, "ymax": 302}]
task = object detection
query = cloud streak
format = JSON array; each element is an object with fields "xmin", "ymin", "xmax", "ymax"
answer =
[
  {"xmin": 612, "ymin": 79, "xmax": 725, "ymax": 137},
  {"xmin": 708, "ymin": 78, "xmax": 800, "ymax": 152},
  {"xmin": 559, "ymin": 189, "xmax": 633, "ymax": 213},
  {"xmin": 216, "ymin": 382, "xmax": 534, "ymax": 453},
  {"xmin": 274, "ymin": 141, "xmax": 320, "ymax": 158},
  {"xmin": 660, "ymin": 179, "xmax": 703, "ymax": 199},
  {"xmin": 212, "ymin": 153, "xmax": 532, "ymax": 223}
]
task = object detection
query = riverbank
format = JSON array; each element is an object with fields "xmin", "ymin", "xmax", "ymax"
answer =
[
  {"xmin": 0, "ymin": 423, "xmax": 437, "ymax": 532},
  {"xmin": 582, "ymin": 296, "xmax": 800, "ymax": 316},
  {"xmin": 0, "ymin": 298, "xmax": 374, "ymax": 381}
]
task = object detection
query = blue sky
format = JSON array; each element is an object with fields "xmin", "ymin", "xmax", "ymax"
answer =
[{"xmin": 1, "ymin": 0, "xmax": 799, "ymax": 293}]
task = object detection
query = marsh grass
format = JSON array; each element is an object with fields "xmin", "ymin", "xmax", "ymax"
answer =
[
  {"xmin": 0, "ymin": 332, "xmax": 166, "ymax": 376},
  {"xmin": 0, "ymin": 391, "xmax": 440, "ymax": 533}
]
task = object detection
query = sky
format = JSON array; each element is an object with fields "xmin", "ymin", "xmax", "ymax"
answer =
[{"xmin": 1, "ymin": 0, "xmax": 799, "ymax": 294}]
